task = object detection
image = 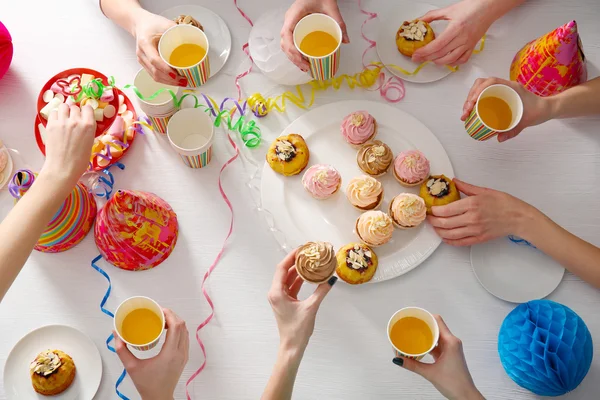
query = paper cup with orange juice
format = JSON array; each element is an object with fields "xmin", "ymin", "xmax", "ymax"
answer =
[
  {"xmin": 387, "ymin": 307, "xmax": 439, "ymax": 361},
  {"xmin": 465, "ymin": 84, "xmax": 524, "ymax": 141},
  {"xmin": 293, "ymin": 13, "xmax": 342, "ymax": 81},
  {"xmin": 114, "ymin": 296, "xmax": 165, "ymax": 352},
  {"xmin": 159, "ymin": 24, "xmax": 211, "ymax": 88}
]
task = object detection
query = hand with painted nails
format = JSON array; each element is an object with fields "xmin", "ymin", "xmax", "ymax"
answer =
[
  {"xmin": 412, "ymin": 0, "xmax": 525, "ymax": 66},
  {"xmin": 461, "ymin": 77, "xmax": 549, "ymax": 142},
  {"xmin": 393, "ymin": 315, "xmax": 484, "ymax": 400},
  {"xmin": 114, "ymin": 308, "xmax": 189, "ymax": 400},
  {"xmin": 280, "ymin": 0, "xmax": 349, "ymax": 72},
  {"xmin": 427, "ymin": 179, "xmax": 534, "ymax": 247}
]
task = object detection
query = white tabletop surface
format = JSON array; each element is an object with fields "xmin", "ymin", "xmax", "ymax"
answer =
[{"xmin": 1, "ymin": 0, "xmax": 600, "ymax": 399}]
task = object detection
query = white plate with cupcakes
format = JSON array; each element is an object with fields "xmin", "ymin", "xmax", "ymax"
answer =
[
  {"xmin": 3, "ymin": 325, "xmax": 102, "ymax": 400},
  {"xmin": 261, "ymin": 100, "xmax": 456, "ymax": 283}
]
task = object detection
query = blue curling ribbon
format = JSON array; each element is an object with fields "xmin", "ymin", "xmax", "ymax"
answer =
[
  {"xmin": 92, "ymin": 162, "xmax": 125, "ymax": 199},
  {"xmin": 90, "ymin": 255, "xmax": 130, "ymax": 400},
  {"xmin": 508, "ymin": 235, "xmax": 537, "ymax": 249}
]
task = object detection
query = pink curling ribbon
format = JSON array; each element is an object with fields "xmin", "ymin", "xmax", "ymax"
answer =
[
  {"xmin": 233, "ymin": 0, "xmax": 254, "ymax": 101},
  {"xmin": 185, "ymin": 124, "xmax": 239, "ymax": 400},
  {"xmin": 358, "ymin": 0, "xmax": 405, "ymax": 103}
]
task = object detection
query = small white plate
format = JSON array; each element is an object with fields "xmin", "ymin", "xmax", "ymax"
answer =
[
  {"xmin": 0, "ymin": 146, "xmax": 14, "ymax": 190},
  {"xmin": 261, "ymin": 100, "xmax": 454, "ymax": 283},
  {"xmin": 471, "ymin": 237, "xmax": 565, "ymax": 303},
  {"xmin": 4, "ymin": 325, "xmax": 103, "ymax": 400},
  {"xmin": 376, "ymin": 3, "xmax": 452, "ymax": 83},
  {"xmin": 161, "ymin": 5, "xmax": 232, "ymax": 80}
]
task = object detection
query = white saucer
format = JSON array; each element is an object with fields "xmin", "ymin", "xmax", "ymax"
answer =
[
  {"xmin": 376, "ymin": 3, "xmax": 452, "ymax": 83},
  {"xmin": 161, "ymin": 5, "xmax": 232, "ymax": 80},
  {"xmin": 3, "ymin": 325, "xmax": 103, "ymax": 400},
  {"xmin": 470, "ymin": 237, "xmax": 565, "ymax": 303}
]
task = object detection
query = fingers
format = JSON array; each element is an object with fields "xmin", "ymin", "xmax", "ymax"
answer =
[
  {"xmin": 285, "ymin": 265, "xmax": 299, "ymax": 289},
  {"xmin": 412, "ymin": 24, "xmax": 460, "ymax": 62},
  {"xmin": 393, "ymin": 357, "xmax": 432, "ymax": 379},
  {"xmin": 497, "ymin": 129, "xmax": 521, "ymax": 142},
  {"xmin": 280, "ymin": 7, "xmax": 311, "ymax": 71},
  {"xmin": 273, "ymin": 249, "xmax": 298, "ymax": 289},
  {"xmin": 57, "ymin": 103, "xmax": 70, "ymax": 121},
  {"xmin": 443, "ymin": 236, "xmax": 484, "ymax": 247},
  {"xmin": 433, "ymin": 45, "xmax": 469, "ymax": 66},
  {"xmin": 428, "ymin": 212, "xmax": 471, "ymax": 230},
  {"xmin": 418, "ymin": 9, "xmax": 447, "ymax": 23},
  {"xmin": 455, "ymin": 49, "xmax": 473, "ymax": 65},
  {"xmin": 453, "ymin": 179, "xmax": 484, "ymax": 196},
  {"xmin": 462, "ymin": 77, "xmax": 513, "ymax": 120},
  {"xmin": 325, "ymin": 4, "xmax": 349, "ymax": 43},
  {"xmin": 434, "ymin": 315, "xmax": 463, "ymax": 351},
  {"xmin": 430, "ymin": 198, "xmax": 470, "ymax": 218},
  {"xmin": 288, "ymin": 276, "xmax": 304, "ymax": 299},
  {"xmin": 113, "ymin": 331, "xmax": 138, "ymax": 370},
  {"xmin": 307, "ymin": 276, "xmax": 337, "ymax": 308},
  {"xmin": 434, "ymin": 226, "xmax": 479, "ymax": 241},
  {"xmin": 163, "ymin": 308, "xmax": 187, "ymax": 350},
  {"xmin": 137, "ymin": 45, "xmax": 181, "ymax": 86},
  {"xmin": 69, "ymin": 105, "xmax": 81, "ymax": 120}
]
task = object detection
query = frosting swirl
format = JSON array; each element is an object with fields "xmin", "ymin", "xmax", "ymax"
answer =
[
  {"xmin": 302, "ymin": 164, "xmax": 341, "ymax": 200},
  {"xmin": 341, "ymin": 111, "xmax": 376, "ymax": 145},
  {"xmin": 30, "ymin": 350, "xmax": 61, "ymax": 377},
  {"xmin": 394, "ymin": 150, "xmax": 430, "ymax": 184},
  {"xmin": 390, "ymin": 193, "xmax": 427, "ymax": 228},
  {"xmin": 357, "ymin": 140, "xmax": 393, "ymax": 176},
  {"xmin": 295, "ymin": 241, "xmax": 336, "ymax": 283},
  {"xmin": 356, "ymin": 211, "xmax": 393, "ymax": 246},
  {"xmin": 346, "ymin": 175, "xmax": 383, "ymax": 210}
]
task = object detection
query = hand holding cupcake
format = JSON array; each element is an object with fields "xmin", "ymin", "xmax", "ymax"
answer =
[
  {"xmin": 295, "ymin": 241, "xmax": 337, "ymax": 284},
  {"xmin": 302, "ymin": 164, "xmax": 342, "ymax": 200},
  {"xmin": 341, "ymin": 111, "xmax": 377, "ymax": 147}
]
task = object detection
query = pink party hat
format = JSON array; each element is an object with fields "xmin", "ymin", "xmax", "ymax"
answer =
[{"xmin": 0, "ymin": 20, "xmax": 13, "ymax": 80}]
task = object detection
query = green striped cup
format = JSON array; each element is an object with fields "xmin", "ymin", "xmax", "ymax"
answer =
[
  {"xmin": 159, "ymin": 24, "xmax": 210, "ymax": 88},
  {"xmin": 465, "ymin": 84, "xmax": 523, "ymax": 141},
  {"xmin": 167, "ymin": 108, "xmax": 214, "ymax": 169}
]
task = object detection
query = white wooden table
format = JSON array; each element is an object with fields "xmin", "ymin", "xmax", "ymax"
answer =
[{"xmin": 1, "ymin": 0, "xmax": 599, "ymax": 399}]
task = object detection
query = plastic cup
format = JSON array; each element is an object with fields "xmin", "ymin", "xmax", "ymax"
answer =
[
  {"xmin": 464, "ymin": 84, "xmax": 524, "ymax": 141},
  {"xmin": 114, "ymin": 296, "xmax": 165, "ymax": 352},
  {"xmin": 133, "ymin": 68, "xmax": 181, "ymax": 116},
  {"xmin": 167, "ymin": 108, "xmax": 214, "ymax": 168},
  {"xmin": 387, "ymin": 307, "xmax": 440, "ymax": 361},
  {"xmin": 293, "ymin": 13, "xmax": 342, "ymax": 81},
  {"xmin": 158, "ymin": 24, "xmax": 211, "ymax": 88}
]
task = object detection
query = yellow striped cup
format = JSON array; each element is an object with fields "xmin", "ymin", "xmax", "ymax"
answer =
[
  {"xmin": 114, "ymin": 296, "xmax": 165, "ymax": 352},
  {"xmin": 159, "ymin": 24, "xmax": 210, "ymax": 88}
]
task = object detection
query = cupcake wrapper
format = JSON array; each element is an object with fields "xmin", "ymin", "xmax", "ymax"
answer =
[
  {"xmin": 393, "ymin": 168, "xmax": 426, "ymax": 188},
  {"xmin": 349, "ymin": 189, "xmax": 384, "ymax": 212}
]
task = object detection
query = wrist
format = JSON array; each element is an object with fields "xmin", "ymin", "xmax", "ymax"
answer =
[
  {"xmin": 37, "ymin": 167, "xmax": 78, "ymax": 197},
  {"xmin": 278, "ymin": 341, "xmax": 306, "ymax": 363},
  {"xmin": 465, "ymin": 388, "xmax": 485, "ymax": 400},
  {"xmin": 127, "ymin": 6, "xmax": 148, "ymax": 37},
  {"xmin": 513, "ymin": 201, "xmax": 545, "ymax": 242},
  {"xmin": 544, "ymin": 95, "xmax": 562, "ymax": 121}
]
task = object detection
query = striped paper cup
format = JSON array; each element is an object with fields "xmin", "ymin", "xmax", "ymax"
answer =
[
  {"xmin": 167, "ymin": 108, "xmax": 214, "ymax": 169},
  {"xmin": 133, "ymin": 68, "xmax": 181, "ymax": 116},
  {"xmin": 147, "ymin": 109, "xmax": 177, "ymax": 135},
  {"xmin": 387, "ymin": 307, "xmax": 439, "ymax": 361},
  {"xmin": 293, "ymin": 13, "xmax": 342, "ymax": 81},
  {"xmin": 159, "ymin": 24, "xmax": 211, "ymax": 88},
  {"xmin": 114, "ymin": 296, "xmax": 165, "ymax": 352},
  {"xmin": 465, "ymin": 84, "xmax": 524, "ymax": 141}
]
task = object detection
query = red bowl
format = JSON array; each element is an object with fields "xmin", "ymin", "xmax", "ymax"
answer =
[
  {"xmin": 36, "ymin": 68, "xmax": 119, "ymax": 137},
  {"xmin": 35, "ymin": 88, "xmax": 138, "ymax": 172}
]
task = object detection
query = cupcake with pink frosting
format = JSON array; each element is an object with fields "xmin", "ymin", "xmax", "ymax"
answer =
[
  {"xmin": 302, "ymin": 164, "xmax": 342, "ymax": 200},
  {"xmin": 355, "ymin": 210, "xmax": 394, "ymax": 247},
  {"xmin": 393, "ymin": 150, "xmax": 430, "ymax": 187},
  {"xmin": 389, "ymin": 193, "xmax": 427, "ymax": 229},
  {"xmin": 340, "ymin": 110, "xmax": 377, "ymax": 147}
]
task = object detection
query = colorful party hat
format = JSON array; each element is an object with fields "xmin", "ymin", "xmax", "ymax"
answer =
[
  {"xmin": 94, "ymin": 189, "xmax": 178, "ymax": 271},
  {"xmin": 8, "ymin": 169, "xmax": 97, "ymax": 253},
  {"xmin": 510, "ymin": 21, "xmax": 586, "ymax": 97}
]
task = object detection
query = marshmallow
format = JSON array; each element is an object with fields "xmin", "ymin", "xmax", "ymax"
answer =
[
  {"xmin": 100, "ymin": 87, "xmax": 114, "ymax": 102},
  {"xmin": 106, "ymin": 116, "xmax": 124, "ymax": 140},
  {"xmin": 42, "ymin": 90, "xmax": 54, "ymax": 103},
  {"xmin": 103, "ymin": 105, "xmax": 116, "ymax": 118},
  {"xmin": 40, "ymin": 97, "xmax": 62, "ymax": 120},
  {"xmin": 94, "ymin": 108, "xmax": 104, "ymax": 122},
  {"xmin": 80, "ymin": 73, "xmax": 94, "ymax": 87}
]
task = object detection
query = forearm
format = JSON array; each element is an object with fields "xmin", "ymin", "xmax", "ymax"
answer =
[
  {"xmin": 520, "ymin": 208, "xmax": 600, "ymax": 288},
  {"xmin": 546, "ymin": 77, "xmax": 600, "ymax": 120},
  {"xmin": 100, "ymin": 0, "xmax": 144, "ymax": 36},
  {"xmin": 0, "ymin": 172, "xmax": 73, "ymax": 301},
  {"xmin": 477, "ymin": 0, "xmax": 526, "ymax": 24},
  {"xmin": 261, "ymin": 345, "xmax": 304, "ymax": 400}
]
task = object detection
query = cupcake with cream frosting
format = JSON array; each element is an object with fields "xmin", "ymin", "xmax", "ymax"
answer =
[
  {"xmin": 346, "ymin": 175, "xmax": 384, "ymax": 211},
  {"xmin": 295, "ymin": 241, "xmax": 337, "ymax": 284},
  {"xmin": 341, "ymin": 111, "xmax": 377, "ymax": 147},
  {"xmin": 302, "ymin": 164, "xmax": 342, "ymax": 200},
  {"xmin": 393, "ymin": 150, "xmax": 430, "ymax": 187},
  {"xmin": 357, "ymin": 140, "xmax": 393, "ymax": 177},
  {"xmin": 355, "ymin": 211, "xmax": 394, "ymax": 247},
  {"xmin": 389, "ymin": 193, "xmax": 427, "ymax": 229}
]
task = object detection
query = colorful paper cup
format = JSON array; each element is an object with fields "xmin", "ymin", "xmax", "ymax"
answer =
[
  {"xmin": 133, "ymin": 68, "xmax": 181, "ymax": 116},
  {"xmin": 293, "ymin": 13, "xmax": 342, "ymax": 81},
  {"xmin": 465, "ymin": 84, "xmax": 524, "ymax": 141},
  {"xmin": 387, "ymin": 307, "xmax": 440, "ymax": 361},
  {"xmin": 167, "ymin": 108, "xmax": 214, "ymax": 168},
  {"xmin": 158, "ymin": 24, "xmax": 210, "ymax": 88},
  {"xmin": 147, "ymin": 109, "xmax": 177, "ymax": 135},
  {"xmin": 114, "ymin": 296, "xmax": 165, "ymax": 352}
]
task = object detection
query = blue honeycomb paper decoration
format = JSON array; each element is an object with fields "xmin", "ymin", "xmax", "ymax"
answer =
[{"xmin": 498, "ymin": 300, "xmax": 593, "ymax": 396}]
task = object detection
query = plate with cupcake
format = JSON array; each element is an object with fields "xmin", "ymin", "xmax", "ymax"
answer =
[
  {"xmin": 261, "ymin": 100, "xmax": 456, "ymax": 283},
  {"xmin": 3, "ymin": 325, "xmax": 102, "ymax": 399},
  {"xmin": 376, "ymin": 3, "xmax": 452, "ymax": 83}
]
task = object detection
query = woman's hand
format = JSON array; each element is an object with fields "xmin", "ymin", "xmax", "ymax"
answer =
[
  {"xmin": 461, "ymin": 77, "xmax": 551, "ymax": 142},
  {"xmin": 268, "ymin": 249, "xmax": 337, "ymax": 352},
  {"xmin": 132, "ymin": 9, "xmax": 186, "ymax": 86},
  {"xmin": 114, "ymin": 308, "xmax": 189, "ymax": 400},
  {"xmin": 428, "ymin": 179, "xmax": 535, "ymax": 247},
  {"xmin": 393, "ymin": 315, "xmax": 484, "ymax": 400},
  {"xmin": 281, "ymin": 0, "xmax": 349, "ymax": 71},
  {"xmin": 41, "ymin": 104, "xmax": 96, "ymax": 189}
]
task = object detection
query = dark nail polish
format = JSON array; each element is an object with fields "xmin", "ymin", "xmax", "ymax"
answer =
[
  {"xmin": 178, "ymin": 78, "xmax": 188, "ymax": 87},
  {"xmin": 169, "ymin": 72, "xmax": 177, "ymax": 79},
  {"xmin": 328, "ymin": 276, "xmax": 338, "ymax": 286},
  {"xmin": 392, "ymin": 357, "xmax": 404, "ymax": 367}
]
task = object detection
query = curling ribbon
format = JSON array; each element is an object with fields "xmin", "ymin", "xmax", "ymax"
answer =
[
  {"xmin": 233, "ymin": 0, "xmax": 254, "ymax": 101},
  {"xmin": 91, "ymin": 162, "xmax": 125, "ymax": 199},
  {"xmin": 508, "ymin": 235, "xmax": 537, "ymax": 249},
  {"xmin": 185, "ymin": 119, "xmax": 240, "ymax": 399},
  {"xmin": 90, "ymin": 255, "xmax": 130, "ymax": 400}
]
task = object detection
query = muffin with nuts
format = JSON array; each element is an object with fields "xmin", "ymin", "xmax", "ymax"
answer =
[
  {"xmin": 266, "ymin": 134, "xmax": 310, "ymax": 176},
  {"xmin": 174, "ymin": 14, "xmax": 204, "ymax": 30},
  {"xmin": 336, "ymin": 243, "xmax": 378, "ymax": 284},
  {"xmin": 396, "ymin": 20, "xmax": 435, "ymax": 57},
  {"xmin": 30, "ymin": 349, "xmax": 76, "ymax": 396},
  {"xmin": 419, "ymin": 175, "xmax": 460, "ymax": 214}
]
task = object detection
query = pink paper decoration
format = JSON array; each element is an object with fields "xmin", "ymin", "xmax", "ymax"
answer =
[
  {"xmin": 0, "ymin": 21, "xmax": 13, "ymax": 80},
  {"xmin": 510, "ymin": 21, "xmax": 586, "ymax": 97}
]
